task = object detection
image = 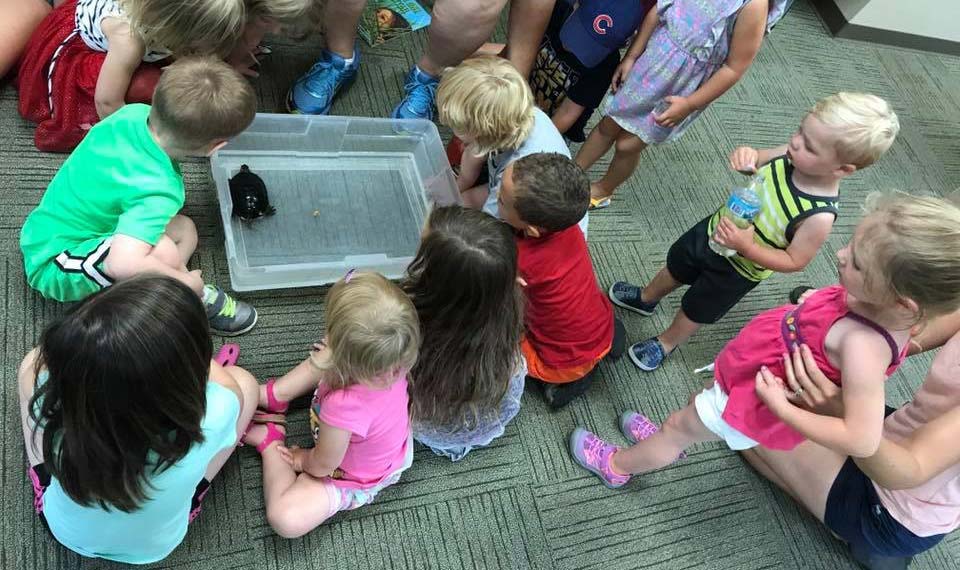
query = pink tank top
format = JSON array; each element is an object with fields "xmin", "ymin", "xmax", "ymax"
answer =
[
  {"xmin": 877, "ymin": 332, "xmax": 960, "ymax": 537},
  {"xmin": 715, "ymin": 285, "xmax": 906, "ymax": 450}
]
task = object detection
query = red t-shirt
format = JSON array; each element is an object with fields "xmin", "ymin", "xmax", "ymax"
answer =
[{"xmin": 517, "ymin": 226, "xmax": 613, "ymax": 369}]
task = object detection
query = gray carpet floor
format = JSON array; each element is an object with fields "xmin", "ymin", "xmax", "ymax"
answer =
[{"xmin": 3, "ymin": 1, "xmax": 960, "ymax": 568}]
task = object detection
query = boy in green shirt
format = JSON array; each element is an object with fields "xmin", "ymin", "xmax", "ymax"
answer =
[{"xmin": 20, "ymin": 57, "xmax": 259, "ymax": 335}]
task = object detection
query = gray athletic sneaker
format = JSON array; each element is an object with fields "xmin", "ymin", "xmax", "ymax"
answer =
[{"xmin": 203, "ymin": 285, "xmax": 257, "ymax": 336}]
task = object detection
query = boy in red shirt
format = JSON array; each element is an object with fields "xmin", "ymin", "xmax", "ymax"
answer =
[{"xmin": 497, "ymin": 152, "xmax": 624, "ymax": 409}]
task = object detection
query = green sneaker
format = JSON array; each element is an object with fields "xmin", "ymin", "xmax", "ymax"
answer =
[{"xmin": 203, "ymin": 285, "xmax": 257, "ymax": 336}]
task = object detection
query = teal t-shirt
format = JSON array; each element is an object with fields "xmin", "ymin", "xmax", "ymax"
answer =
[
  {"xmin": 38, "ymin": 377, "xmax": 239, "ymax": 564},
  {"xmin": 20, "ymin": 104, "xmax": 184, "ymax": 293}
]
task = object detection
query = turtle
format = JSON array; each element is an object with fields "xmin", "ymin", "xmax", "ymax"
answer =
[{"xmin": 229, "ymin": 165, "xmax": 276, "ymax": 221}]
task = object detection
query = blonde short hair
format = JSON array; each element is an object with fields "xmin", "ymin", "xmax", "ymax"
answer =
[
  {"xmin": 312, "ymin": 272, "xmax": 420, "ymax": 389},
  {"xmin": 437, "ymin": 56, "xmax": 535, "ymax": 155},
  {"xmin": 150, "ymin": 57, "xmax": 256, "ymax": 150},
  {"xmin": 246, "ymin": 0, "xmax": 318, "ymax": 26},
  {"xmin": 859, "ymin": 192, "xmax": 960, "ymax": 320},
  {"xmin": 810, "ymin": 92, "xmax": 899, "ymax": 168},
  {"xmin": 123, "ymin": 0, "xmax": 246, "ymax": 58}
]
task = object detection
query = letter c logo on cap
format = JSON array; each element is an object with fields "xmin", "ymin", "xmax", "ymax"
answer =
[{"xmin": 593, "ymin": 14, "xmax": 613, "ymax": 35}]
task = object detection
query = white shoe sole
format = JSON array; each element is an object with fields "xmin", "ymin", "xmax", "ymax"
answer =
[{"xmin": 627, "ymin": 342, "xmax": 660, "ymax": 372}]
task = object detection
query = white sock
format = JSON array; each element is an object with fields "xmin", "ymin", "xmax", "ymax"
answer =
[{"xmin": 342, "ymin": 56, "xmax": 355, "ymax": 66}]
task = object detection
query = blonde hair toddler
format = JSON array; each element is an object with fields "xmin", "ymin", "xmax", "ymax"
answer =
[
  {"xmin": 243, "ymin": 272, "xmax": 421, "ymax": 538},
  {"xmin": 572, "ymin": 192, "xmax": 960, "ymax": 489},
  {"xmin": 437, "ymin": 56, "xmax": 585, "ymax": 234}
]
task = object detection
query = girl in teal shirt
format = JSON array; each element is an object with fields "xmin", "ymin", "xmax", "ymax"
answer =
[{"xmin": 19, "ymin": 275, "xmax": 257, "ymax": 564}]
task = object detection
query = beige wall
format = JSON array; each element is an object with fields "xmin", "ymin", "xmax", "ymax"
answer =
[{"xmin": 834, "ymin": 0, "xmax": 958, "ymax": 43}]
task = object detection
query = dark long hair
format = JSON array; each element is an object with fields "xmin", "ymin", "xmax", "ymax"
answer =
[
  {"xmin": 403, "ymin": 206, "xmax": 524, "ymax": 427},
  {"xmin": 29, "ymin": 275, "xmax": 212, "ymax": 512}
]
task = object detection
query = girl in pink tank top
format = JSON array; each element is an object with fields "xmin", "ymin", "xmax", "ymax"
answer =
[{"xmin": 570, "ymin": 194, "xmax": 960, "ymax": 489}]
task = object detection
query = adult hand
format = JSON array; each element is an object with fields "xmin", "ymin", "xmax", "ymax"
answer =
[
  {"xmin": 729, "ymin": 146, "xmax": 759, "ymax": 174},
  {"xmin": 782, "ymin": 344, "xmax": 844, "ymax": 417},
  {"xmin": 713, "ymin": 217, "xmax": 755, "ymax": 253},
  {"xmin": 654, "ymin": 95, "xmax": 694, "ymax": 128},
  {"xmin": 610, "ymin": 57, "xmax": 635, "ymax": 93}
]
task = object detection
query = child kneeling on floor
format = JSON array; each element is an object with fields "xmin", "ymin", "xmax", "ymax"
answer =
[
  {"xmin": 20, "ymin": 275, "xmax": 259, "ymax": 564},
  {"xmin": 570, "ymin": 193, "xmax": 960, "ymax": 488},
  {"xmin": 498, "ymin": 152, "xmax": 624, "ymax": 409},
  {"xmin": 437, "ymin": 55, "xmax": 588, "ymax": 236},
  {"xmin": 20, "ymin": 57, "xmax": 259, "ymax": 336},
  {"xmin": 243, "ymin": 271, "xmax": 420, "ymax": 538}
]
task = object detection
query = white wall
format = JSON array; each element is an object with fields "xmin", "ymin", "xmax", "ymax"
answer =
[{"xmin": 844, "ymin": 0, "xmax": 959, "ymax": 43}]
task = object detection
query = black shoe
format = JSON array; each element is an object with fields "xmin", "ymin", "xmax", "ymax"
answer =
[
  {"xmin": 788, "ymin": 285, "xmax": 814, "ymax": 305},
  {"xmin": 542, "ymin": 369, "xmax": 598, "ymax": 410},
  {"xmin": 609, "ymin": 317, "xmax": 626, "ymax": 361}
]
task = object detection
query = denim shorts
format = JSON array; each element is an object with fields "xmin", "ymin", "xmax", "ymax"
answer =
[{"xmin": 825, "ymin": 458, "xmax": 944, "ymax": 562}]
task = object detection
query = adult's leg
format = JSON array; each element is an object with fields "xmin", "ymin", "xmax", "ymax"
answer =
[
  {"xmin": 18, "ymin": 348, "xmax": 43, "ymax": 467},
  {"xmin": 740, "ymin": 443, "xmax": 846, "ymax": 522},
  {"xmin": 323, "ymin": 0, "xmax": 365, "ymax": 59},
  {"xmin": 244, "ymin": 424, "xmax": 336, "ymax": 539},
  {"xmin": 612, "ymin": 403, "xmax": 719, "ymax": 475},
  {"xmin": 0, "ymin": 0, "xmax": 50, "ymax": 80},
  {"xmin": 502, "ymin": 0, "xmax": 556, "ymax": 77},
  {"xmin": 418, "ymin": 0, "xmax": 509, "ymax": 76},
  {"xmin": 204, "ymin": 364, "xmax": 260, "ymax": 481}
]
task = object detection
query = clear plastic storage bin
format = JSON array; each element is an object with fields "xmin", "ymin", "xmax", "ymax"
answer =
[{"xmin": 210, "ymin": 114, "xmax": 459, "ymax": 291}]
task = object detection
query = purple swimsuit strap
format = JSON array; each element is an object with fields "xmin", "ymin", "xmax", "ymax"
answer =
[{"xmin": 844, "ymin": 312, "xmax": 903, "ymax": 367}]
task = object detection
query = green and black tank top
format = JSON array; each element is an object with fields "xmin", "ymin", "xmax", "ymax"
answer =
[{"xmin": 707, "ymin": 156, "xmax": 839, "ymax": 282}]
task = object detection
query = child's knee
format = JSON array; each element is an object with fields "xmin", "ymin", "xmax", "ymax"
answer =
[
  {"xmin": 267, "ymin": 505, "xmax": 321, "ymax": 539},
  {"xmin": 227, "ymin": 365, "xmax": 260, "ymax": 411},
  {"xmin": 17, "ymin": 348, "xmax": 41, "ymax": 398},
  {"xmin": 167, "ymin": 215, "xmax": 197, "ymax": 242},
  {"xmin": 663, "ymin": 404, "xmax": 703, "ymax": 437},
  {"xmin": 614, "ymin": 133, "xmax": 645, "ymax": 155}
]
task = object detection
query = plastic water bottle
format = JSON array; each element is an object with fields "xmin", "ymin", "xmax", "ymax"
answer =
[{"xmin": 709, "ymin": 174, "xmax": 765, "ymax": 257}]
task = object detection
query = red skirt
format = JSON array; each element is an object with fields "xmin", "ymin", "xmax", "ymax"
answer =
[{"xmin": 16, "ymin": 0, "xmax": 162, "ymax": 152}]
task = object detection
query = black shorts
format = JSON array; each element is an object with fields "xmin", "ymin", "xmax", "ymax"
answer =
[
  {"xmin": 666, "ymin": 217, "xmax": 759, "ymax": 324},
  {"xmin": 825, "ymin": 458, "xmax": 944, "ymax": 563}
]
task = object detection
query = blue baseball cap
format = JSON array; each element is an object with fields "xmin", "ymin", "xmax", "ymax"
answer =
[{"xmin": 559, "ymin": 0, "xmax": 648, "ymax": 68}]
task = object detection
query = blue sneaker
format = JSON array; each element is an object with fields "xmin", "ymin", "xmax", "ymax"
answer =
[
  {"xmin": 391, "ymin": 66, "xmax": 439, "ymax": 120},
  {"xmin": 609, "ymin": 281, "xmax": 658, "ymax": 316},
  {"xmin": 287, "ymin": 46, "xmax": 360, "ymax": 115},
  {"xmin": 628, "ymin": 338, "xmax": 671, "ymax": 372}
]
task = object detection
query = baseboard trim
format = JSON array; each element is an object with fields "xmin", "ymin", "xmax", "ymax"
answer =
[{"xmin": 810, "ymin": 0, "xmax": 960, "ymax": 56}]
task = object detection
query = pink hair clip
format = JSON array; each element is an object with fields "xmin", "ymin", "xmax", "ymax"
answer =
[{"xmin": 344, "ymin": 268, "xmax": 357, "ymax": 283}]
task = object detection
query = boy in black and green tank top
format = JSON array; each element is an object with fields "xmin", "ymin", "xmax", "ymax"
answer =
[{"xmin": 607, "ymin": 93, "xmax": 900, "ymax": 372}]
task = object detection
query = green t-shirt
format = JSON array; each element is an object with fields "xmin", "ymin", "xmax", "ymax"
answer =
[{"xmin": 20, "ymin": 104, "xmax": 184, "ymax": 286}]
